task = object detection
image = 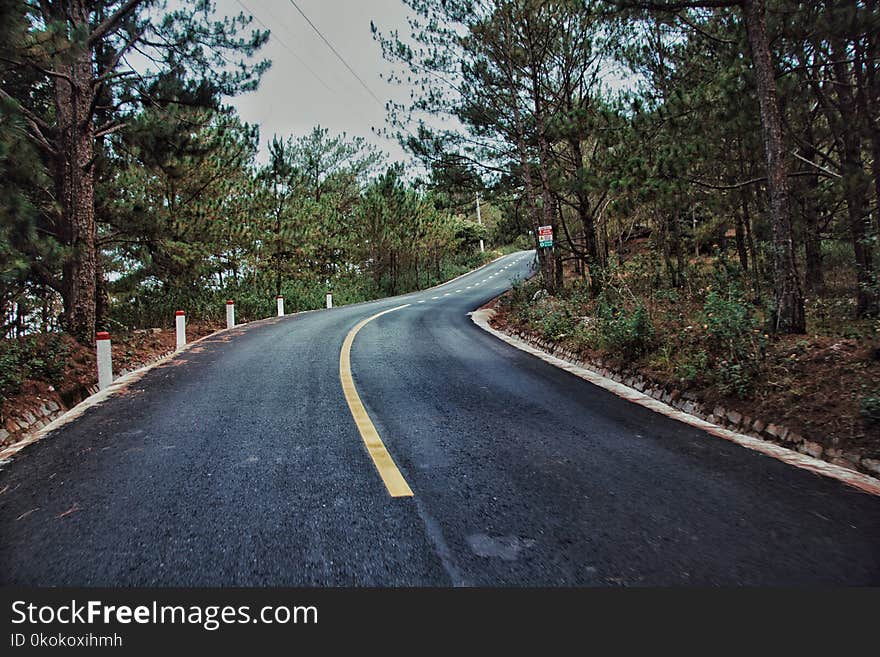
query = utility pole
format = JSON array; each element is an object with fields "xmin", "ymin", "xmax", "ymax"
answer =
[{"xmin": 476, "ymin": 192, "xmax": 485, "ymax": 253}]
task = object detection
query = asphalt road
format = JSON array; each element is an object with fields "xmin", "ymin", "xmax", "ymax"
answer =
[{"xmin": 1, "ymin": 251, "xmax": 878, "ymax": 586}]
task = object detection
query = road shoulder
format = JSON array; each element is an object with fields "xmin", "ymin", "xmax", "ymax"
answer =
[{"xmin": 470, "ymin": 307, "xmax": 880, "ymax": 497}]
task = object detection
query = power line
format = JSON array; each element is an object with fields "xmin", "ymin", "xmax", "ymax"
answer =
[
  {"xmin": 234, "ymin": 0, "xmax": 336, "ymax": 96},
  {"xmin": 285, "ymin": 0, "xmax": 385, "ymax": 109}
]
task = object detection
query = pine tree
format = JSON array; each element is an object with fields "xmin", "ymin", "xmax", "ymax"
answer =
[{"xmin": 0, "ymin": 0, "xmax": 268, "ymax": 342}]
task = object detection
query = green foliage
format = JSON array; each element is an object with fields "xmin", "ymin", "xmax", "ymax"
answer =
[
  {"xmin": 0, "ymin": 93, "xmax": 62, "ymax": 331},
  {"xmin": 700, "ymin": 282, "xmax": 766, "ymax": 397},
  {"xmin": 674, "ymin": 350, "xmax": 709, "ymax": 385},
  {"xmin": 503, "ymin": 277, "xmax": 540, "ymax": 312},
  {"xmin": 594, "ymin": 294, "xmax": 655, "ymax": 360},
  {"xmin": 0, "ymin": 334, "xmax": 69, "ymax": 402},
  {"xmin": 529, "ymin": 303, "xmax": 577, "ymax": 342},
  {"xmin": 91, "ymin": 113, "xmax": 489, "ymax": 332},
  {"xmin": 0, "ymin": 0, "xmax": 271, "ymax": 341}
]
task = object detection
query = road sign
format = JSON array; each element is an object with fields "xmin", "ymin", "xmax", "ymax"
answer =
[{"xmin": 538, "ymin": 225, "xmax": 553, "ymax": 248}]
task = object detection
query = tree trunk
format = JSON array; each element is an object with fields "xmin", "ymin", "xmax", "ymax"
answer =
[
  {"xmin": 56, "ymin": 45, "xmax": 98, "ymax": 344},
  {"xmin": 659, "ymin": 210, "xmax": 673, "ymax": 284},
  {"xmin": 672, "ymin": 210, "xmax": 684, "ymax": 287},
  {"xmin": 860, "ymin": 4, "xmax": 880, "ymax": 235},
  {"xmin": 831, "ymin": 37, "xmax": 878, "ymax": 317},
  {"xmin": 741, "ymin": 0, "xmax": 805, "ymax": 332},
  {"xmin": 569, "ymin": 137, "xmax": 602, "ymax": 295},
  {"xmin": 800, "ymin": 130, "xmax": 824, "ymax": 295},
  {"xmin": 509, "ymin": 80, "xmax": 551, "ymax": 290},
  {"xmin": 524, "ymin": 18, "xmax": 559, "ymax": 294},
  {"xmin": 740, "ymin": 189, "xmax": 761, "ymax": 290},
  {"xmin": 733, "ymin": 203, "xmax": 749, "ymax": 275}
]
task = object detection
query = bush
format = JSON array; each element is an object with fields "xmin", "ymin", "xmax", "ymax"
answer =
[
  {"xmin": 674, "ymin": 350, "xmax": 709, "ymax": 384},
  {"xmin": 499, "ymin": 278, "xmax": 543, "ymax": 326},
  {"xmin": 594, "ymin": 294, "xmax": 655, "ymax": 360},
  {"xmin": 0, "ymin": 342, "xmax": 24, "ymax": 401},
  {"xmin": 699, "ymin": 283, "xmax": 766, "ymax": 398},
  {"xmin": 0, "ymin": 334, "xmax": 70, "ymax": 402},
  {"xmin": 539, "ymin": 305, "xmax": 577, "ymax": 341},
  {"xmin": 715, "ymin": 362, "xmax": 753, "ymax": 398}
]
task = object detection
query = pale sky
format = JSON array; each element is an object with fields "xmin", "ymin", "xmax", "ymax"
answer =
[{"xmin": 215, "ymin": 0, "xmax": 416, "ymax": 165}]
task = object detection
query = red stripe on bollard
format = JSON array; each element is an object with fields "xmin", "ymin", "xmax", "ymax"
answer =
[
  {"xmin": 175, "ymin": 310, "xmax": 185, "ymax": 316},
  {"xmin": 96, "ymin": 332, "xmax": 110, "ymax": 340}
]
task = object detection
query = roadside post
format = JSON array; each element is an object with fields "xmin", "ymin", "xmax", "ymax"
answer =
[
  {"xmin": 96, "ymin": 332, "xmax": 113, "ymax": 391},
  {"xmin": 326, "ymin": 291, "xmax": 333, "ymax": 309},
  {"xmin": 277, "ymin": 295, "xmax": 285, "ymax": 317},
  {"xmin": 226, "ymin": 300, "xmax": 235, "ymax": 329},
  {"xmin": 175, "ymin": 311, "xmax": 186, "ymax": 350}
]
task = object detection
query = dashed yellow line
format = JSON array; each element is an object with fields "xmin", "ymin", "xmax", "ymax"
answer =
[{"xmin": 339, "ymin": 304, "xmax": 413, "ymax": 498}]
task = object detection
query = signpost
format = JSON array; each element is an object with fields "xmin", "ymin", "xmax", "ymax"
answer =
[{"xmin": 538, "ymin": 225, "xmax": 553, "ymax": 248}]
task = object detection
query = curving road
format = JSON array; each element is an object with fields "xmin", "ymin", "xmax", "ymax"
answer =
[{"xmin": 1, "ymin": 251, "xmax": 878, "ymax": 586}]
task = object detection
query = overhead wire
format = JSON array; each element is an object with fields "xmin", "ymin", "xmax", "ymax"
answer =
[
  {"xmin": 234, "ymin": 0, "xmax": 336, "ymax": 96},
  {"xmin": 285, "ymin": 0, "xmax": 386, "ymax": 109}
]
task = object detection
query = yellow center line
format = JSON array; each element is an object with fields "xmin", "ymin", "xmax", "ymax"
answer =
[{"xmin": 339, "ymin": 304, "xmax": 413, "ymax": 498}]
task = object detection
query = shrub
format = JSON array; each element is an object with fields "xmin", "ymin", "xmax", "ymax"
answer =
[
  {"xmin": 500, "ymin": 278, "xmax": 543, "ymax": 325},
  {"xmin": 0, "ymin": 334, "xmax": 70, "ymax": 403},
  {"xmin": 674, "ymin": 350, "xmax": 709, "ymax": 384},
  {"xmin": 539, "ymin": 306, "xmax": 577, "ymax": 341},
  {"xmin": 0, "ymin": 341, "xmax": 25, "ymax": 401},
  {"xmin": 594, "ymin": 294, "xmax": 655, "ymax": 360},
  {"xmin": 700, "ymin": 282, "xmax": 766, "ymax": 398},
  {"xmin": 715, "ymin": 362, "xmax": 753, "ymax": 398}
]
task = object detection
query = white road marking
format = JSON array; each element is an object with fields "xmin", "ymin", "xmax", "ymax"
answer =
[
  {"xmin": 418, "ymin": 300, "xmax": 426, "ymax": 303},
  {"xmin": 443, "ymin": 293, "xmax": 450, "ymax": 296},
  {"xmin": 432, "ymin": 296, "xmax": 440, "ymax": 299}
]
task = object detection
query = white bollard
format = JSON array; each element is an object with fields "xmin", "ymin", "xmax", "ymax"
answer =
[
  {"xmin": 277, "ymin": 295, "xmax": 285, "ymax": 317},
  {"xmin": 326, "ymin": 292, "xmax": 333, "ymax": 309},
  {"xmin": 96, "ymin": 332, "xmax": 113, "ymax": 390},
  {"xmin": 175, "ymin": 310, "xmax": 186, "ymax": 350},
  {"xmin": 226, "ymin": 299, "xmax": 235, "ymax": 329}
]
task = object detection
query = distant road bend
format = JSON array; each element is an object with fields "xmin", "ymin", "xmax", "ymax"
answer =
[{"xmin": 1, "ymin": 251, "xmax": 878, "ymax": 586}]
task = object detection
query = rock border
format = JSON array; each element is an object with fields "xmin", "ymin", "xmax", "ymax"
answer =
[
  {"xmin": 0, "ymin": 350, "xmax": 175, "ymax": 454},
  {"xmin": 471, "ymin": 307, "xmax": 880, "ymax": 497}
]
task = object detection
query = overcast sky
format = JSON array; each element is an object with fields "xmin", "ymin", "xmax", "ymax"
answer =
[{"xmin": 214, "ymin": 0, "xmax": 416, "ymax": 164}]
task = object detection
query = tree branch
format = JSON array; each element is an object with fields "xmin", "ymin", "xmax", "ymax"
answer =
[
  {"xmin": 0, "ymin": 55, "xmax": 74, "ymax": 85},
  {"xmin": 617, "ymin": 0, "xmax": 739, "ymax": 10},
  {"xmin": 89, "ymin": 0, "xmax": 146, "ymax": 46},
  {"xmin": 0, "ymin": 89, "xmax": 57, "ymax": 155},
  {"xmin": 684, "ymin": 170, "xmax": 827, "ymax": 190},
  {"xmin": 94, "ymin": 121, "xmax": 128, "ymax": 138}
]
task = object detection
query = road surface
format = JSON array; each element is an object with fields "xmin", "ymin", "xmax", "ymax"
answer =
[{"xmin": 1, "ymin": 251, "xmax": 878, "ymax": 585}]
